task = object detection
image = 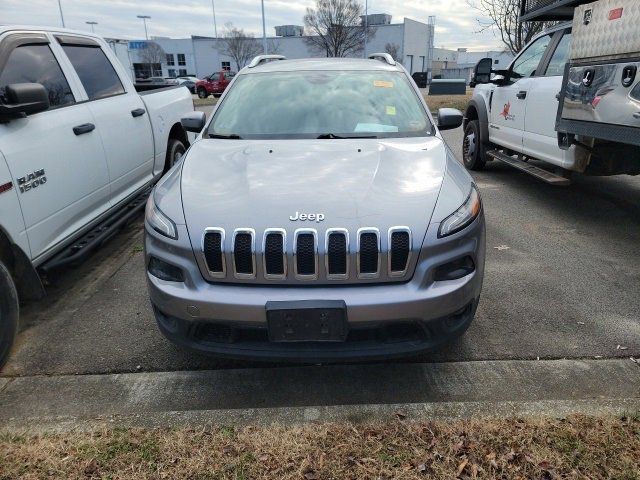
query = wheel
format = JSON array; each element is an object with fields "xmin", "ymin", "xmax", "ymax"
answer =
[
  {"xmin": 213, "ymin": 93, "xmax": 222, "ymax": 98},
  {"xmin": 197, "ymin": 87, "xmax": 208, "ymax": 99},
  {"xmin": 462, "ymin": 120, "xmax": 487, "ymax": 171},
  {"xmin": 0, "ymin": 261, "xmax": 19, "ymax": 370},
  {"xmin": 165, "ymin": 138, "xmax": 186, "ymax": 172}
]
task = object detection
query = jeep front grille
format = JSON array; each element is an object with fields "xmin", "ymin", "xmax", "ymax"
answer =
[
  {"xmin": 232, "ymin": 229, "xmax": 255, "ymax": 278},
  {"xmin": 202, "ymin": 228, "xmax": 225, "ymax": 277},
  {"xmin": 200, "ymin": 226, "xmax": 413, "ymax": 283},
  {"xmin": 294, "ymin": 230, "xmax": 317, "ymax": 279},
  {"xmin": 389, "ymin": 228, "xmax": 412, "ymax": 276}
]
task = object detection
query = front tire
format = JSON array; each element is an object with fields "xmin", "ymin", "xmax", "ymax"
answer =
[
  {"xmin": 165, "ymin": 138, "xmax": 186, "ymax": 172},
  {"xmin": 0, "ymin": 261, "xmax": 19, "ymax": 370},
  {"xmin": 197, "ymin": 87, "xmax": 208, "ymax": 99},
  {"xmin": 462, "ymin": 120, "xmax": 487, "ymax": 171}
]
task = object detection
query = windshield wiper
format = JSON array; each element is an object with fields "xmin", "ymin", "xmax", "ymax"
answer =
[
  {"xmin": 316, "ymin": 133, "xmax": 378, "ymax": 139},
  {"xmin": 209, "ymin": 133, "xmax": 243, "ymax": 139}
]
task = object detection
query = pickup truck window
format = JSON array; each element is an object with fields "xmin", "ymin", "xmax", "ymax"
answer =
[
  {"xmin": 545, "ymin": 32, "xmax": 572, "ymax": 77},
  {"xmin": 512, "ymin": 34, "xmax": 551, "ymax": 79},
  {"xmin": 209, "ymin": 70, "xmax": 432, "ymax": 139},
  {"xmin": 0, "ymin": 44, "xmax": 74, "ymax": 107},
  {"xmin": 62, "ymin": 45, "xmax": 125, "ymax": 100}
]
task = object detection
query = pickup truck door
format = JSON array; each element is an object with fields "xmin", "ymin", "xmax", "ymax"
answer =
[
  {"xmin": 489, "ymin": 34, "xmax": 553, "ymax": 153},
  {"xmin": 56, "ymin": 36, "xmax": 155, "ymax": 207},
  {"xmin": 0, "ymin": 33, "xmax": 110, "ymax": 261},
  {"xmin": 522, "ymin": 29, "xmax": 574, "ymax": 168}
]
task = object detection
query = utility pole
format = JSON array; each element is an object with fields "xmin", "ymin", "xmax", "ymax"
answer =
[
  {"xmin": 57, "ymin": 0, "xmax": 66, "ymax": 27},
  {"xmin": 261, "ymin": 0, "xmax": 267, "ymax": 53},
  {"xmin": 211, "ymin": 0, "xmax": 218, "ymax": 38},
  {"xmin": 363, "ymin": 0, "xmax": 368, "ymax": 58},
  {"xmin": 137, "ymin": 15, "xmax": 151, "ymax": 40},
  {"xmin": 86, "ymin": 21, "xmax": 98, "ymax": 33}
]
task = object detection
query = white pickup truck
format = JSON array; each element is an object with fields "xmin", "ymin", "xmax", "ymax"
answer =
[
  {"xmin": 462, "ymin": 0, "xmax": 639, "ymax": 184},
  {"xmin": 0, "ymin": 26, "xmax": 195, "ymax": 367}
]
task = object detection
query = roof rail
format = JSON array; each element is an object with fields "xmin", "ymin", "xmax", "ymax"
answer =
[
  {"xmin": 248, "ymin": 54, "xmax": 287, "ymax": 68},
  {"xmin": 368, "ymin": 53, "xmax": 396, "ymax": 66}
]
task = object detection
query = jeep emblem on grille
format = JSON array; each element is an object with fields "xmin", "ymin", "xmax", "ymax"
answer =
[{"xmin": 289, "ymin": 211, "xmax": 325, "ymax": 222}]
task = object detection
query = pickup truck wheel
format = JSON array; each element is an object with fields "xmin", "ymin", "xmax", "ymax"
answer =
[
  {"xmin": 0, "ymin": 261, "xmax": 19, "ymax": 370},
  {"xmin": 462, "ymin": 120, "xmax": 487, "ymax": 171},
  {"xmin": 165, "ymin": 138, "xmax": 186, "ymax": 172},
  {"xmin": 197, "ymin": 87, "xmax": 208, "ymax": 99}
]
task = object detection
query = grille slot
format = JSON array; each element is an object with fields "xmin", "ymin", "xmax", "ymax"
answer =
[
  {"xmin": 326, "ymin": 229, "xmax": 348, "ymax": 279},
  {"xmin": 263, "ymin": 230, "xmax": 286, "ymax": 279},
  {"xmin": 203, "ymin": 229, "xmax": 225, "ymax": 276},
  {"xmin": 233, "ymin": 229, "xmax": 255, "ymax": 278},
  {"xmin": 358, "ymin": 229, "xmax": 380, "ymax": 277},
  {"xmin": 295, "ymin": 230, "xmax": 317, "ymax": 279},
  {"xmin": 389, "ymin": 228, "xmax": 411, "ymax": 276}
]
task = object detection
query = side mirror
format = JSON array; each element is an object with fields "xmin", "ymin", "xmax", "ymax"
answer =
[
  {"xmin": 181, "ymin": 111, "xmax": 206, "ymax": 133},
  {"xmin": 437, "ymin": 108, "xmax": 463, "ymax": 131},
  {"xmin": 0, "ymin": 83, "xmax": 49, "ymax": 122},
  {"xmin": 470, "ymin": 57, "xmax": 493, "ymax": 87}
]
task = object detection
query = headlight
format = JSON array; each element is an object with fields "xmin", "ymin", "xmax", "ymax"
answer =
[
  {"xmin": 438, "ymin": 185, "xmax": 481, "ymax": 238},
  {"xmin": 145, "ymin": 194, "xmax": 178, "ymax": 240}
]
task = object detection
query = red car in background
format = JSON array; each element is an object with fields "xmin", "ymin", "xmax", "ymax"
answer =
[{"xmin": 195, "ymin": 71, "xmax": 236, "ymax": 98}]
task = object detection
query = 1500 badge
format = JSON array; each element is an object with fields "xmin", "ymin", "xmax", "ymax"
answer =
[{"xmin": 17, "ymin": 169, "xmax": 46, "ymax": 193}]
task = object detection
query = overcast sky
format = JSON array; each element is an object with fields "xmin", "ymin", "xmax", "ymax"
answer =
[{"xmin": 2, "ymin": 0, "xmax": 503, "ymax": 51}]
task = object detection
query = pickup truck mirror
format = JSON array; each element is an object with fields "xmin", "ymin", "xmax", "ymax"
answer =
[
  {"xmin": 0, "ymin": 83, "xmax": 49, "ymax": 123},
  {"xmin": 437, "ymin": 108, "xmax": 463, "ymax": 131},
  {"xmin": 181, "ymin": 111, "xmax": 207, "ymax": 133},
  {"xmin": 470, "ymin": 58, "xmax": 493, "ymax": 87}
]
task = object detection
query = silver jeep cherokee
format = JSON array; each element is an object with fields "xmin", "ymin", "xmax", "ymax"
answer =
[{"xmin": 144, "ymin": 54, "xmax": 485, "ymax": 361}]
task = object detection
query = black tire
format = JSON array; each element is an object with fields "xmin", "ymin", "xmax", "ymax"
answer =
[
  {"xmin": 165, "ymin": 138, "xmax": 186, "ymax": 172},
  {"xmin": 0, "ymin": 261, "xmax": 19, "ymax": 370},
  {"xmin": 197, "ymin": 87, "xmax": 208, "ymax": 99},
  {"xmin": 213, "ymin": 93, "xmax": 222, "ymax": 98},
  {"xmin": 462, "ymin": 120, "xmax": 487, "ymax": 171}
]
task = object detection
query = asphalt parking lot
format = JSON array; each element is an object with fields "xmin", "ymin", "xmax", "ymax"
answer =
[{"xmin": 2, "ymin": 121, "xmax": 639, "ymax": 379}]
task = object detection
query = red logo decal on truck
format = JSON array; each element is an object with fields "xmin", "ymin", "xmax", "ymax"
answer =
[{"xmin": 608, "ymin": 8, "xmax": 623, "ymax": 20}]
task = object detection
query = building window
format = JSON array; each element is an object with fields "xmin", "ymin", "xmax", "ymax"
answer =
[
  {"xmin": 178, "ymin": 68, "xmax": 187, "ymax": 76},
  {"xmin": 177, "ymin": 54, "xmax": 186, "ymax": 66},
  {"xmin": 494, "ymin": 59, "xmax": 499, "ymax": 65},
  {"xmin": 167, "ymin": 68, "xmax": 176, "ymax": 77},
  {"xmin": 166, "ymin": 54, "xmax": 174, "ymax": 66},
  {"xmin": 221, "ymin": 61, "xmax": 231, "ymax": 71}
]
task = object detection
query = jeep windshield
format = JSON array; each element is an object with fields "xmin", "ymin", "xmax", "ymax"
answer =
[{"xmin": 207, "ymin": 70, "xmax": 433, "ymax": 139}]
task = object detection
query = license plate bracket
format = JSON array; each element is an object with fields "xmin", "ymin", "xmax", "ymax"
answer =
[{"xmin": 266, "ymin": 300, "xmax": 348, "ymax": 342}]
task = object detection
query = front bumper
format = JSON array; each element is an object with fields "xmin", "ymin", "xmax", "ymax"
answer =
[{"xmin": 145, "ymin": 215, "xmax": 485, "ymax": 361}]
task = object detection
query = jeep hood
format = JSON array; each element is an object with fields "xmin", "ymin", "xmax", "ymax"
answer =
[{"xmin": 181, "ymin": 137, "xmax": 448, "ymax": 242}]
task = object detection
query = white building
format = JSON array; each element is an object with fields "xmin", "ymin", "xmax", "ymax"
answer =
[{"xmin": 114, "ymin": 14, "xmax": 436, "ymax": 80}]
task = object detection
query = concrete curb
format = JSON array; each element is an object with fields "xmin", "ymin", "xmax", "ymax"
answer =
[{"xmin": 1, "ymin": 358, "xmax": 638, "ymax": 432}]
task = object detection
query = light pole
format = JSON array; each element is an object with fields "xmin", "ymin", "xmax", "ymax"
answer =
[
  {"xmin": 57, "ymin": 0, "xmax": 66, "ymax": 27},
  {"xmin": 86, "ymin": 21, "xmax": 98, "ymax": 33},
  {"xmin": 211, "ymin": 0, "xmax": 218, "ymax": 38},
  {"xmin": 261, "ymin": 0, "xmax": 267, "ymax": 53},
  {"xmin": 363, "ymin": 0, "xmax": 368, "ymax": 58},
  {"xmin": 137, "ymin": 15, "xmax": 151, "ymax": 40}
]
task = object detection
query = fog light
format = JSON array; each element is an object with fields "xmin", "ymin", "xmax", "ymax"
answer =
[
  {"xmin": 434, "ymin": 256, "xmax": 475, "ymax": 281},
  {"xmin": 148, "ymin": 256, "xmax": 184, "ymax": 282}
]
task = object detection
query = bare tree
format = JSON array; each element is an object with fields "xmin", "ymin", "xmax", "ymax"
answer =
[
  {"xmin": 467, "ymin": 0, "xmax": 551, "ymax": 54},
  {"xmin": 267, "ymin": 38, "xmax": 282, "ymax": 55},
  {"xmin": 303, "ymin": 0, "xmax": 375, "ymax": 57},
  {"xmin": 384, "ymin": 42, "xmax": 402, "ymax": 62},
  {"xmin": 138, "ymin": 41, "xmax": 166, "ymax": 66},
  {"xmin": 219, "ymin": 23, "xmax": 263, "ymax": 71}
]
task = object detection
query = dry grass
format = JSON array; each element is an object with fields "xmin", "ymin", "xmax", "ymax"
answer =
[
  {"xmin": 424, "ymin": 88, "xmax": 473, "ymax": 113},
  {"xmin": 1, "ymin": 415, "xmax": 639, "ymax": 479},
  {"xmin": 192, "ymin": 96, "xmax": 218, "ymax": 107}
]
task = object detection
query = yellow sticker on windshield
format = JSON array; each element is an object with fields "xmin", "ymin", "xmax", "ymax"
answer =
[
  {"xmin": 386, "ymin": 106, "xmax": 396, "ymax": 115},
  {"xmin": 374, "ymin": 80, "xmax": 393, "ymax": 88}
]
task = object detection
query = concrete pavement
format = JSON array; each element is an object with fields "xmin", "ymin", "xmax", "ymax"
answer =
[{"xmin": 2, "ymin": 358, "xmax": 638, "ymax": 431}]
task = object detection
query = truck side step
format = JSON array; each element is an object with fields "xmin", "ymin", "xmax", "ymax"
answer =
[
  {"xmin": 486, "ymin": 150, "xmax": 571, "ymax": 186},
  {"xmin": 40, "ymin": 188, "xmax": 150, "ymax": 273}
]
